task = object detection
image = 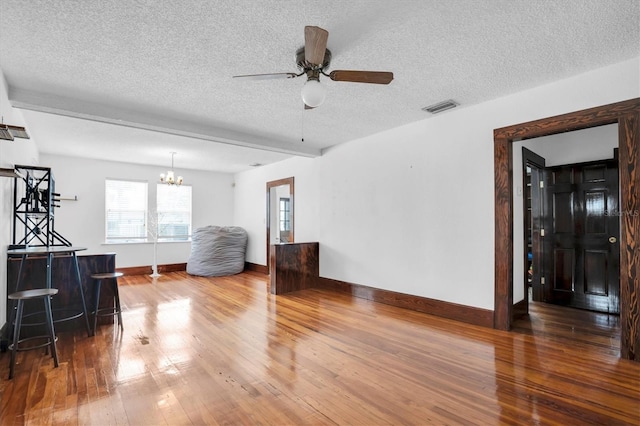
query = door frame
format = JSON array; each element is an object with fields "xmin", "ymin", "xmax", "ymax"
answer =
[
  {"xmin": 266, "ymin": 177, "xmax": 294, "ymax": 274},
  {"xmin": 493, "ymin": 98, "xmax": 640, "ymax": 361}
]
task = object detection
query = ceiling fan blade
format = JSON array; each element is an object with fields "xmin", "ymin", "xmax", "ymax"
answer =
[
  {"xmin": 233, "ymin": 72, "xmax": 298, "ymax": 80},
  {"xmin": 304, "ymin": 26, "xmax": 329, "ymax": 66},
  {"xmin": 329, "ymin": 70, "xmax": 394, "ymax": 85}
]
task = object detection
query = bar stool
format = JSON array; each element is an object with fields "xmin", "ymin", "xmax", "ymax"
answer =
[
  {"xmin": 8, "ymin": 288, "xmax": 59, "ymax": 379},
  {"xmin": 91, "ymin": 272, "xmax": 124, "ymax": 334}
]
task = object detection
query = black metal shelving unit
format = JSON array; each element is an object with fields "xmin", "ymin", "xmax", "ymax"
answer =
[{"xmin": 12, "ymin": 165, "xmax": 71, "ymax": 248}]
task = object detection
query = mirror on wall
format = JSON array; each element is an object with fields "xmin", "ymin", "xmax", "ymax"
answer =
[
  {"xmin": 270, "ymin": 185, "xmax": 292, "ymax": 244},
  {"xmin": 266, "ymin": 177, "xmax": 294, "ymax": 270}
]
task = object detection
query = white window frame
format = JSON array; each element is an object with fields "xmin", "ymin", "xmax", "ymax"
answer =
[
  {"xmin": 105, "ymin": 179, "xmax": 148, "ymax": 243},
  {"xmin": 279, "ymin": 197, "xmax": 291, "ymax": 231},
  {"xmin": 155, "ymin": 184, "xmax": 192, "ymax": 242}
]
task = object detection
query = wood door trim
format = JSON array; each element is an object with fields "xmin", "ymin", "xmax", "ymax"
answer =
[
  {"xmin": 493, "ymin": 97, "xmax": 640, "ymax": 362},
  {"xmin": 266, "ymin": 177, "xmax": 294, "ymax": 274}
]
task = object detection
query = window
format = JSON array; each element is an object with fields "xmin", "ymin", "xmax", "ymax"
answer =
[
  {"xmin": 105, "ymin": 179, "xmax": 148, "ymax": 243},
  {"xmin": 104, "ymin": 180, "xmax": 192, "ymax": 244},
  {"xmin": 279, "ymin": 197, "xmax": 290, "ymax": 231},
  {"xmin": 156, "ymin": 184, "xmax": 192, "ymax": 241}
]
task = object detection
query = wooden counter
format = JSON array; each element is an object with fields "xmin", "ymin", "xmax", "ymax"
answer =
[{"xmin": 6, "ymin": 252, "xmax": 117, "ymax": 334}]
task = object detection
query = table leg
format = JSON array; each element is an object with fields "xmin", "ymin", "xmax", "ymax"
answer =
[
  {"xmin": 46, "ymin": 252, "xmax": 53, "ymax": 289},
  {"xmin": 72, "ymin": 252, "xmax": 93, "ymax": 336},
  {"xmin": 93, "ymin": 279, "xmax": 102, "ymax": 336},
  {"xmin": 6, "ymin": 254, "xmax": 27, "ymax": 343},
  {"xmin": 8, "ymin": 300, "xmax": 24, "ymax": 380}
]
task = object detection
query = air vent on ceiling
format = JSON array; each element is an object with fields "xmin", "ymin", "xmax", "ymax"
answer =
[{"xmin": 422, "ymin": 99, "xmax": 459, "ymax": 114}]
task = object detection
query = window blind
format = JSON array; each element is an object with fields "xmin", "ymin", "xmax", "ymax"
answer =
[
  {"xmin": 105, "ymin": 179, "xmax": 148, "ymax": 242},
  {"xmin": 156, "ymin": 184, "xmax": 192, "ymax": 241}
]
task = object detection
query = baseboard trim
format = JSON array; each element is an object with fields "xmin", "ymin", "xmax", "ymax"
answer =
[
  {"xmin": 159, "ymin": 263, "xmax": 187, "ymax": 273},
  {"xmin": 117, "ymin": 263, "xmax": 187, "ymax": 276},
  {"xmin": 513, "ymin": 299, "xmax": 528, "ymax": 318},
  {"xmin": 115, "ymin": 263, "xmax": 492, "ymax": 326},
  {"xmin": 317, "ymin": 277, "xmax": 494, "ymax": 328},
  {"xmin": 245, "ymin": 262, "xmax": 268, "ymax": 275}
]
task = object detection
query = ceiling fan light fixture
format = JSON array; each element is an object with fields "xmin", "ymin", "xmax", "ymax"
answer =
[
  {"xmin": 301, "ymin": 79, "xmax": 326, "ymax": 108},
  {"xmin": 233, "ymin": 26, "xmax": 393, "ymax": 108}
]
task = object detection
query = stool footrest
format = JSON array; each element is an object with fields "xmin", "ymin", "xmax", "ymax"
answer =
[
  {"xmin": 11, "ymin": 308, "xmax": 85, "ymax": 326},
  {"xmin": 95, "ymin": 307, "xmax": 123, "ymax": 317},
  {"xmin": 9, "ymin": 335, "xmax": 58, "ymax": 352},
  {"xmin": 52, "ymin": 309, "xmax": 85, "ymax": 323},
  {"xmin": 91, "ymin": 272, "xmax": 124, "ymax": 280}
]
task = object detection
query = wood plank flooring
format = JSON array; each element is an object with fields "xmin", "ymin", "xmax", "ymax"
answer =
[{"xmin": 1, "ymin": 271, "xmax": 638, "ymax": 425}]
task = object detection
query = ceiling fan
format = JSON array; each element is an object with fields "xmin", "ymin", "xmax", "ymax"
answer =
[{"xmin": 233, "ymin": 26, "xmax": 394, "ymax": 109}]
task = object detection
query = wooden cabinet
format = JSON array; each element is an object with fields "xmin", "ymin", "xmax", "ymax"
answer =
[{"xmin": 269, "ymin": 242, "xmax": 319, "ymax": 295}]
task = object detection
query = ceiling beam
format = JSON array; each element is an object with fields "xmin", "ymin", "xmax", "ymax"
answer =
[{"xmin": 9, "ymin": 89, "xmax": 321, "ymax": 158}]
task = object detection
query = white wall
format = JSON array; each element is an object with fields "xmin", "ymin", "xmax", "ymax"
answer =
[
  {"xmin": 234, "ymin": 157, "xmax": 319, "ymax": 265},
  {"xmin": 233, "ymin": 57, "xmax": 639, "ymax": 311},
  {"xmin": 518, "ymin": 125, "xmax": 619, "ymax": 168},
  {"xmin": 512, "ymin": 125, "xmax": 619, "ymax": 302},
  {"xmin": 39, "ymin": 154, "xmax": 235, "ymax": 268},
  {"xmin": 0, "ymin": 68, "xmax": 40, "ymax": 329}
]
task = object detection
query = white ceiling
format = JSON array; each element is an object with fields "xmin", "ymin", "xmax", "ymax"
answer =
[{"xmin": 1, "ymin": 0, "xmax": 638, "ymax": 173}]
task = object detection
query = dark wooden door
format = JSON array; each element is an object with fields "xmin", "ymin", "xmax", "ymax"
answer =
[
  {"xmin": 543, "ymin": 158, "xmax": 620, "ymax": 313},
  {"xmin": 523, "ymin": 148, "xmax": 546, "ymax": 306}
]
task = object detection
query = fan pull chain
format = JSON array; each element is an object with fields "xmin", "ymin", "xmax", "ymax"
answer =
[{"xmin": 301, "ymin": 105, "xmax": 305, "ymax": 142}]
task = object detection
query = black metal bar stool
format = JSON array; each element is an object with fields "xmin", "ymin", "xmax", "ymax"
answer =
[
  {"xmin": 8, "ymin": 288, "xmax": 59, "ymax": 379},
  {"xmin": 91, "ymin": 272, "xmax": 124, "ymax": 334}
]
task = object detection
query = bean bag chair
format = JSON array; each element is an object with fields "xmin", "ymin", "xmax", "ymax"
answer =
[{"xmin": 187, "ymin": 226, "xmax": 248, "ymax": 276}]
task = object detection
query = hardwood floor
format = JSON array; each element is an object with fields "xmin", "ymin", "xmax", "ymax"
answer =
[{"xmin": 1, "ymin": 271, "xmax": 638, "ymax": 425}]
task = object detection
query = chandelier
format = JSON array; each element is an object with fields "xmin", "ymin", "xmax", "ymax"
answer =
[{"xmin": 160, "ymin": 152, "xmax": 183, "ymax": 186}]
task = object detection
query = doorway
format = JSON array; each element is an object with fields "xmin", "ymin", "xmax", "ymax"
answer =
[
  {"xmin": 266, "ymin": 177, "xmax": 294, "ymax": 274},
  {"xmin": 493, "ymin": 98, "xmax": 640, "ymax": 361},
  {"xmin": 520, "ymin": 139, "xmax": 620, "ymax": 315}
]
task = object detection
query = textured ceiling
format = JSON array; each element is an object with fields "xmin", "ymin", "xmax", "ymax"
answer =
[{"xmin": 0, "ymin": 0, "xmax": 638, "ymax": 173}]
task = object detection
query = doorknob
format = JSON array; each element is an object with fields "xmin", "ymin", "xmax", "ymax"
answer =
[{"xmin": 609, "ymin": 236, "xmax": 617, "ymax": 243}]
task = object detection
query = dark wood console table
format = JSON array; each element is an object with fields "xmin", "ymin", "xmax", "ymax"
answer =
[{"xmin": 269, "ymin": 242, "xmax": 319, "ymax": 295}]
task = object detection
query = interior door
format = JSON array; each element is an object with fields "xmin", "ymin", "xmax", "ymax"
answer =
[
  {"xmin": 543, "ymin": 157, "xmax": 620, "ymax": 313},
  {"xmin": 522, "ymin": 148, "xmax": 546, "ymax": 306}
]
